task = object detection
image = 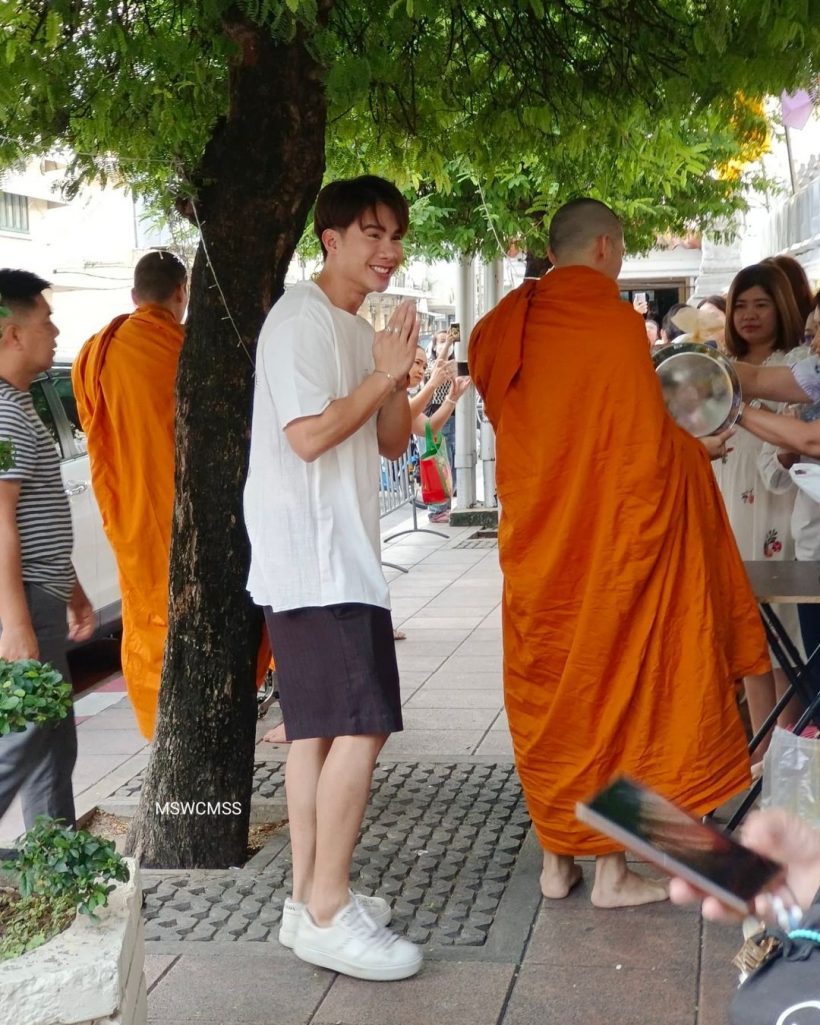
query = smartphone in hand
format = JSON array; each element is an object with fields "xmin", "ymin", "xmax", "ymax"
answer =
[{"xmin": 576, "ymin": 777, "xmax": 784, "ymax": 915}]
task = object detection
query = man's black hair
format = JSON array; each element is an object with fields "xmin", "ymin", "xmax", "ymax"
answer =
[
  {"xmin": 314, "ymin": 176, "xmax": 409, "ymax": 258},
  {"xmin": 0, "ymin": 269, "xmax": 51, "ymax": 316}
]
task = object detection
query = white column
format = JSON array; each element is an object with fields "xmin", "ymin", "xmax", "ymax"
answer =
[
  {"xmin": 455, "ymin": 256, "xmax": 477, "ymax": 509},
  {"xmin": 478, "ymin": 259, "xmax": 502, "ymax": 508},
  {"xmin": 482, "ymin": 258, "xmax": 503, "ymax": 313}
]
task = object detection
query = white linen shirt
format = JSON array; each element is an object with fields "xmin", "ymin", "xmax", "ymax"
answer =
[{"xmin": 243, "ymin": 281, "xmax": 389, "ymax": 612}]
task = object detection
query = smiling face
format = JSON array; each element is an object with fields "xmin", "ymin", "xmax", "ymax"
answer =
[
  {"xmin": 321, "ymin": 202, "xmax": 404, "ymax": 300},
  {"xmin": 732, "ymin": 285, "xmax": 778, "ymax": 349}
]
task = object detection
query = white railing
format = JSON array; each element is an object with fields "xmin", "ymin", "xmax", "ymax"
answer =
[{"xmin": 379, "ymin": 440, "xmax": 448, "ymax": 574}]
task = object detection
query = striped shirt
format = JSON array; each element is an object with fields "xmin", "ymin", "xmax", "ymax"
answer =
[{"xmin": 0, "ymin": 378, "xmax": 75, "ymax": 600}]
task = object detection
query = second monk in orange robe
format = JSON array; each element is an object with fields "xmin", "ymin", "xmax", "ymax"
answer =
[
  {"xmin": 73, "ymin": 251, "xmax": 187, "ymax": 739},
  {"xmin": 469, "ymin": 199, "xmax": 769, "ymax": 907}
]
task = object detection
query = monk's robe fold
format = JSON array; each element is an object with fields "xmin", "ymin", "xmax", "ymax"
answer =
[
  {"xmin": 469, "ymin": 266, "xmax": 768, "ymax": 855},
  {"xmin": 73, "ymin": 306, "xmax": 183, "ymax": 739}
]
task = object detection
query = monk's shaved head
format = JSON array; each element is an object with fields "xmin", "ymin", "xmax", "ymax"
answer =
[
  {"xmin": 548, "ymin": 199, "xmax": 622, "ymax": 256},
  {"xmin": 547, "ymin": 199, "xmax": 624, "ymax": 279},
  {"xmin": 133, "ymin": 250, "xmax": 187, "ymax": 304}
]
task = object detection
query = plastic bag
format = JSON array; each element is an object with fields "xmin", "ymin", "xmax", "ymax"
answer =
[
  {"xmin": 761, "ymin": 726, "xmax": 820, "ymax": 828},
  {"xmin": 419, "ymin": 421, "xmax": 453, "ymax": 504}
]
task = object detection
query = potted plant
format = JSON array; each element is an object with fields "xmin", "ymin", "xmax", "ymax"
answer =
[{"xmin": 0, "ymin": 658, "xmax": 146, "ymax": 1024}]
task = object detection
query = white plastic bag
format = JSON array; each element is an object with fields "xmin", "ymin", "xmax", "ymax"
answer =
[{"xmin": 761, "ymin": 726, "xmax": 820, "ymax": 828}]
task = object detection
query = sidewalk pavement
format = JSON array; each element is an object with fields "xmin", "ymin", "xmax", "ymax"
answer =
[{"xmin": 1, "ymin": 505, "xmax": 744, "ymax": 1024}]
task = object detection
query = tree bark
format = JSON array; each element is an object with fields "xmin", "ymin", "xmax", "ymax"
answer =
[{"xmin": 126, "ymin": 11, "xmax": 330, "ymax": 868}]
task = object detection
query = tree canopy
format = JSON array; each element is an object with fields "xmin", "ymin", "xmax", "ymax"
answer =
[
  {"xmin": 3, "ymin": 2, "xmax": 818, "ymax": 256},
  {"xmin": 1, "ymin": 0, "xmax": 819, "ymax": 867}
]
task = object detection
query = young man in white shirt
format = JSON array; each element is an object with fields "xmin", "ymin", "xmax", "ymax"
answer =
[{"xmin": 244, "ymin": 176, "xmax": 421, "ymax": 981}]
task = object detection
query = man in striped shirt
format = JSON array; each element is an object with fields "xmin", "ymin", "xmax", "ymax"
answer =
[{"xmin": 0, "ymin": 269, "xmax": 95, "ymax": 832}]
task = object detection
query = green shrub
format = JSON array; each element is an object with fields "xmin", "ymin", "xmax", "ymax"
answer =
[
  {"xmin": 0, "ymin": 889, "xmax": 76, "ymax": 961},
  {"xmin": 0, "ymin": 437, "xmax": 12, "ymax": 472},
  {"xmin": 0, "ymin": 659, "xmax": 73, "ymax": 736},
  {"xmin": 6, "ymin": 818, "xmax": 130, "ymax": 917},
  {"xmin": 0, "ymin": 819, "xmax": 131, "ymax": 960}
]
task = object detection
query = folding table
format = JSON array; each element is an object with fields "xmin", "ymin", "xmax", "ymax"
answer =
[{"xmin": 725, "ymin": 561, "xmax": 820, "ymax": 831}]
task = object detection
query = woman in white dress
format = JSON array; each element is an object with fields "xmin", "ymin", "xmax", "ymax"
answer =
[{"xmin": 714, "ymin": 263, "xmax": 808, "ymax": 768}]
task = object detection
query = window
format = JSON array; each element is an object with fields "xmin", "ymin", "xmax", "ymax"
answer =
[
  {"xmin": 0, "ymin": 192, "xmax": 29, "ymax": 234},
  {"xmin": 29, "ymin": 381, "xmax": 61, "ymax": 454},
  {"xmin": 50, "ymin": 371, "xmax": 87, "ymax": 454}
]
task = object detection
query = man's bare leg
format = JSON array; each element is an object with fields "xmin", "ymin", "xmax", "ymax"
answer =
[
  {"xmin": 744, "ymin": 671, "xmax": 777, "ymax": 767},
  {"xmin": 773, "ymin": 666, "xmax": 805, "ymax": 730},
  {"xmin": 285, "ymin": 737, "xmax": 332, "ymax": 903},
  {"xmin": 590, "ymin": 852, "xmax": 669, "ymax": 908},
  {"xmin": 308, "ymin": 733, "xmax": 387, "ymax": 925},
  {"xmin": 540, "ymin": 850, "xmax": 582, "ymax": 898}
]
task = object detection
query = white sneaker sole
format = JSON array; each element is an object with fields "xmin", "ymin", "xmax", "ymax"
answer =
[{"xmin": 293, "ymin": 941, "xmax": 422, "ymax": 981}]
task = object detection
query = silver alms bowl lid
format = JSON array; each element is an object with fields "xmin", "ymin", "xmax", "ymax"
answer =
[{"xmin": 653, "ymin": 341, "xmax": 742, "ymax": 437}]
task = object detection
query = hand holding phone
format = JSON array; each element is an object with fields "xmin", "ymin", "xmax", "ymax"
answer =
[{"xmin": 576, "ymin": 777, "xmax": 788, "ymax": 917}]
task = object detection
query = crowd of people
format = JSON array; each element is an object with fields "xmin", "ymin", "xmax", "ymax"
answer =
[
  {"xmin": 635, "ymin": 250, "xmax": 820, "ymax": 772},
  {"xmin": 0, "ymin": 177, "xmax": 818, "ymax": 1002}
]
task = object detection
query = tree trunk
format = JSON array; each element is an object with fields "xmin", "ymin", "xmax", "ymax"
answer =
[{"xmin": 126, "ymin": 12, "xmax": 329, "ymax": 868}]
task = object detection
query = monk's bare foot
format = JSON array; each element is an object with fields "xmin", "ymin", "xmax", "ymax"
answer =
[
  {"xmin": 540, "ymin": 852, "xmax": 583, "ymax": 898},
  {"xmin": 262, "ymin": 722, "xmax": 289, "ymax": 744},
  {"xmin": 591, "ymin": 853, "xmax": 669, "ymax": 908}
]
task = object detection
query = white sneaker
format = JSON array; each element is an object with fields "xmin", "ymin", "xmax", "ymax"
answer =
[
  {"xmin": 278, "ymin": 891, "xmax": 392, "ymax": 949},
  {"xmin": 293, "ymin": 900, "xmax": 422, "ymax": 981}
]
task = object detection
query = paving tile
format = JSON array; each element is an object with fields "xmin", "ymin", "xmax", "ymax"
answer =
[
  {"xmin": 474, "ymin": 731, "xmax": 515, "ymax": 759},
  {"xmin": 144, "ymin": 953, "xmax": 179, "ymax": 992},
  {"xmin": 314, "ymin": 961, "xmax": 515, "ymax": 1025},
  {"xmin": 73, "ymin": 690, "xmax": 128, "ymax": 716},
  {"xmin": 401, "ymin": 616, "xmax": 487, "ymax": 630},
  {"xmin": 425, "ymin": 670, "xmax": 502, "ymax": 690},
  {"xmin": 72, "ymin": 752, "xmax": 134, "ymax": 787},
  {"xmin": 76, "ymin": 728, "xmax": 148, "ymax": 755},
  {"xmin": 698, "ymin": 918, "xmax": 744, "ymax": 1025},
  {"xmin": 395, "ymin": 654, "xmax": 450, "ymax": 674},
  {"xmin": 400, "ymin": 707, "xmax": 498, "ymax": 731},
  {"xmin": 698, "ymin": 968, "xmax": 739, "ymax": 1025},
  {"xmin": 526, "ymin": 904, "xmax": 701, "ymax": 971},
  {"xmin": 502, "ymin": 963, "xmax": 696, "ymax": 1025},
  {"xmin": 439, "ymin": 656, "xmax": 503, "ymax": 673},
  {"xmin": 404, "ymin": 689, "xmax": 502, "ymax": 709},
  {"xmin": 490, "ymin": 710, "xmax": 509, "ymax": 731},
  {"xmin": 147, "ymin": 952, "xmax": 331, "ymax": 1023},
  {"xmin": 79, "ymin": 707, "xmax": 140, "ymax": 729},
  {"xmin": 392, "ymin": 636, "xmax": 467, "ymax": 654},
  {"xmin": 380, "ymin": 729, "xmax": 483, "ymax": 757},
  {"xmin": 0, "ymin": 795, "xmax": 24, "ymax": 843}
]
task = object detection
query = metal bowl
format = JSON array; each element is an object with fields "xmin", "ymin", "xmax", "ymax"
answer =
[{"xmin": 653, "ymin": 342, "xmax": 742, "ymax": 437}]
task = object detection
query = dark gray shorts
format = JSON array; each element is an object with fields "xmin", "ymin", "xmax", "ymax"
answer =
[{"xmin": 263, "ymin": 603, "xmax": 402, "ymax": 741}]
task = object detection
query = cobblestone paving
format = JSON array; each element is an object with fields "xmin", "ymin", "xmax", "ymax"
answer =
[
  {"xmin": 110, "ymin": 760, "xmax": 287, "ymax": 801},
  {"xmin": 142, "ymin": 762, "xmax": 529, "ymax": 947}
]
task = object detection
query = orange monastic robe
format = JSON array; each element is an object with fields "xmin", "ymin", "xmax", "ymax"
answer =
[
  {"xmin": 469, "ymin": 266, "xmax": 769, "ymax": 855},
  {"xmin": 73, "ymin": 305, "xmax": 183, "ymax": 740}
]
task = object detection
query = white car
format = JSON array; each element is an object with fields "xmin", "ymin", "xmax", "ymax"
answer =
[{"xmin": 31, "ymin": 364, "xmax": 121, "ymax": 635}]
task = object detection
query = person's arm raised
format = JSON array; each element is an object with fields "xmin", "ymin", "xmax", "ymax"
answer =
[
  {"xmin": 739, "ymin": 402, "xmax": 820, "ymax": 457},
  {"xmin": 285, "ymin": 300, "xmax": 418, "ymax": 464},
  {"xmin": 376, "ymin": 303, "xmax": 419, "ymax": 459},
  {"xmin": 408, "ymin": 358, "xmax": 453, "ymax": 419},
  {"xmin": 733, "ymin": 361, "xmax": 812, "ymax": 403}
]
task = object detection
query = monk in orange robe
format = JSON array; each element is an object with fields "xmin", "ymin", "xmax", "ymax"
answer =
[
  {"xmin": 73, "ymin": 251, "xmax": 187, "ymax": 739},
  {"xmin": 469, "ymin": 199, "xmax": 769, "ymax": 907}
]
